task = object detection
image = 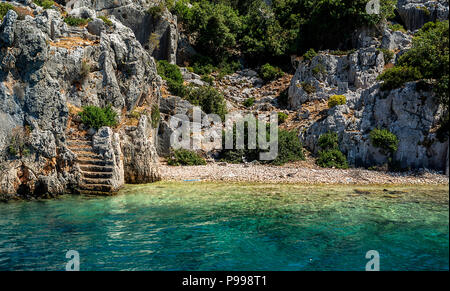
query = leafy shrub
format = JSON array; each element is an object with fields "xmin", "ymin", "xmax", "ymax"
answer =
[
  {"xmin": 0, "ymin": 3, "xmax": 14, "ymax": 20},
  {"xmin": 316, "ymin": 149, "xmax": 349, "ymax": 169},
  {"xmin": 33, "ymin": 0, "xmax": 54, "ymax": 9},
  {"xmin": 370, "ymin": 128, "xmax": 399, "ymax": 153},
  {"xmin": 201, "ymin": 75, "xmax": 214, "ymax": 85},
  {"xmin": 389, "ymin": 23, "xmax": 406, "ymax": 33},
  {"xmin": 278, "ymin": 112, "xmax": 288, "ymax": 124},
  {"xmin": 186, "ymin": 86, "xmax": 227, "ymax": 120},
  {"xmin": 330, "ymin": 49, "xmax": 356, "ymax": 56},
  {"xmin": 147, "ymin": 3, "xmax": 165, "ymax": 19},
  {"xmin": 328, "ymin": 95, "xmax": 346, "ymax": 108},
  {"xmin": 98, "ymin": 15, "xmax": 113, "ymax": 26},
  {"xmin": 301, "ymin": 82, "xmax": 316, "ymax": 95},
  {"xmin": 303, "ymin": 48, "xmax": 318, "ymax": 61},
  {"xmin": 377, "ymin": 20, "xmax": 448, "ymax": 105},
  {"xmin": 318, "ymin": 131, "xmax": 339, "ymax": 150},
  {"xmin": 259, "ymin": 63, "xmax": 283, "ymax": 82},
  {"xmin": 377, "ymin": 66, "xmax": 422, "ymax": 91},
  {"xmin": 64, "ymin": 16, "xmax": 91, "ymax": 26},
  {"xmin": 273, "ymin": 129, "xmax": 305, "ymax": 165},
  {"xmin": 316, "ymin": 131, "xmax": 348, "ymax": 169},
  {"xmin": 243, "ymin": 97, "xmax": 255, "ymax": 108},
  {"xmin": 157, "ymin": 60, "xmax": 184, "ymax": 84},
  {"xmin": 79, "ymin": 105, "xmax": 118, "ymax": 130},
  {"xmin": 220, "ymin": 122, "xmax": 304, "ymax": 165},
  {"xmin": 167, "ymin": 149, "xmax": 206, "ymax": 166}
]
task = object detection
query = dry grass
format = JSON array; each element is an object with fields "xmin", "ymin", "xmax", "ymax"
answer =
[{"xmin": 50, "ymin": 37, "xmax": 99, "ymax": 51}]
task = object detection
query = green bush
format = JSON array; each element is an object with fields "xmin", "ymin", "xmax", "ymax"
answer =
[
  {"xmin": 303, "ymin": 48, "xmax": 318, "ymax": 61},
  {"xmin": 186, "ymin": 86, "xmax": 227, "ymax": 120},
  {"xmin": 316, "ymin": 149, "xmax": 349, "ymax": 169},
  {"xmin": 318, "ymin": 131, "xmax": 339, "ymax": 150},
  {"xmin": 220, "ymin": 122, "xmax": 304, "ymax": 165},
  {"xmin": 328, "ymin": 95, "xmax": 346, "ymax": 108},
  {"xmin": 377, "ymin": 66, "xmax": 422, "ymax": 91},
  {"xmin": 79, "ymin": 105, "xmax": 118, "ymax": 130},
  {"xmin": 98, "ymin": 15, "xmax": 113, "ymax": 26},
  {"xmin": 33, "ymin": 0, "xmax": 54, "ymax": 9},
  {"xmin": 377, "ymin": 20, "xmax": 449, "ymax": 110},
  {"xmin": 273, "ymin": 129, "xmax": 305, "ymax": 165},
  {"xmin": 278, "ymin": 112, "xmax": 288, "ymax": 124},
  {"xmin": 0, "ymin": 3, "xmax": 14, "ymax": 20},
  {"xmin": 147, "ymin": 3, "xmax": 165, "ymax": 19},
  {"xmin": 64, "ymin": 16, "xmax": 91, "ymax": 26},
  {"xmin": 389, "ymin": 23, "xmax": 406, "ymax": 33},
  {"xmin": 157, "ymin": 60, "xmax": 184, "ymax": 84},
  {"xmin": 243, "ymin": 97, "xmax": 255, "ymax": 108},
  {"xmin": 167, "ymin": 149, "xmax": 207, "ymax": 166},
  {"xmin": 370, "ymin": 128, "xmax": 399, "ymax": 153},
  {"xmin": 316, "ymin": 131, "xmax": 348, "ymax": 169},
  {"xmin": 259, "ymin": 63, "xmax": 283, "ymax": 82}
]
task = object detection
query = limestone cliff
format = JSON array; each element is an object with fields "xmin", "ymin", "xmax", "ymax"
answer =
[{"xmin": 0, "ymin": 1, "xmax": 161, "ymax": 200}]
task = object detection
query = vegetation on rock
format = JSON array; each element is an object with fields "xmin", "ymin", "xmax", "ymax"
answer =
[
  {"xmin": 79, "ymin": 105, "xmax": 118, "ymax": 130},
  {"xmin": 370, "ymin": 128, "xmax": 399, "ymax": 154},
  {"xmin": 167, "ymin": 149, "xmax": 207, "ymax": 166},
  {"xmin": 316, "ymin": 131, "xmax": 348, "ymax": 169},
  {"xmin": 328, "ymin": 95, "xmax": 346, "ymax": 109}
]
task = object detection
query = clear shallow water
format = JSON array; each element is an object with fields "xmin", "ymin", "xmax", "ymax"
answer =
[{"xmin": 0, "ymin": 183, "xmax": 448, "ymax": 271}]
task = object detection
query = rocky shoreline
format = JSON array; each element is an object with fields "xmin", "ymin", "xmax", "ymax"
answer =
[{"xmin": 160, "ymin": 163, "xmax": 449, "ymax": 185}]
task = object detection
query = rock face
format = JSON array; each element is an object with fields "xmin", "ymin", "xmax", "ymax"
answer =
[
  {"xmin": 0, "ymin": 3, "xmax": 161, "ymax": 199},
  {"xmin": 67, "ymin": 0, "xmax": 179, "ymax": 64},
  {"xmin": 288, "ymin": 48, "xmax": 385, "ymax": 109},
  {"xmin": 121, "ymin": 115, "xmax": 161, "ymax": 184},
  {"xmin": 397, "ymin": 0, "xmax": 449, "ymax": 31},
  {"xmin": 289, "ymin": 25, "xmax": 448, "ymax": 171},
  {"xmin": 301, "ymin": 82, "xmax": 448, "ymax": 170}
]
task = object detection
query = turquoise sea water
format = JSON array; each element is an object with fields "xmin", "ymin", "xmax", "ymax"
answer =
[{"xmin": 0, "ymin": 183, "xmax": 448, "ymax": 271}]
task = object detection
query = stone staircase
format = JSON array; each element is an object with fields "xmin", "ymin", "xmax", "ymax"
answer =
[{"xmin": 66, "ymin": 136, "xmax": 116, "ymax": 196}]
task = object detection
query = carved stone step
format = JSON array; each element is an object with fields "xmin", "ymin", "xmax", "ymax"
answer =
[
  {"xmin": 78, "ymin": 184, "xmax": 114, "ymax": 192},
  {"xmin": 76, "ymin": 152, "xmax": 103, "ymax": 160},
  {"xmin": 77, "ymin": 159, "xmax": 114, "ymax": 166},
  {"xmin": 79, "ymin": 165, "xmax": 114, "ymax": 173},
  {"xmin": 81, "ymin": 171, "xmax": 114, "ymax": 179},
  {"xmin": 81, "ymin": 178, "xmax": 112, "ymax": 185}
]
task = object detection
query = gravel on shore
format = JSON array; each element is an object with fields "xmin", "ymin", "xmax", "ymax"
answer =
[{"xmin": 160, "ymin": 163, "xmax": 449, "ymax": 185}]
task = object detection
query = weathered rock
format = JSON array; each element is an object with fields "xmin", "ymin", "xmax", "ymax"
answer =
[
  {"xmin": 301, "ymin": 82, "xmax": 449, "ymax": 171},
  {"xmin": 121, "ymin": 115, "xmax": 161, "ymax": 183},
  {"xmin": 397, "ymin": 0, "xmax": 449, "ymax": 31},
  {"xmin": 0, "ymin": 3, "xmax": 161, "ymax": 199},
  {"xmin": 288, "ymin": 48, "xmax": 384, "ymax": 109}
]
